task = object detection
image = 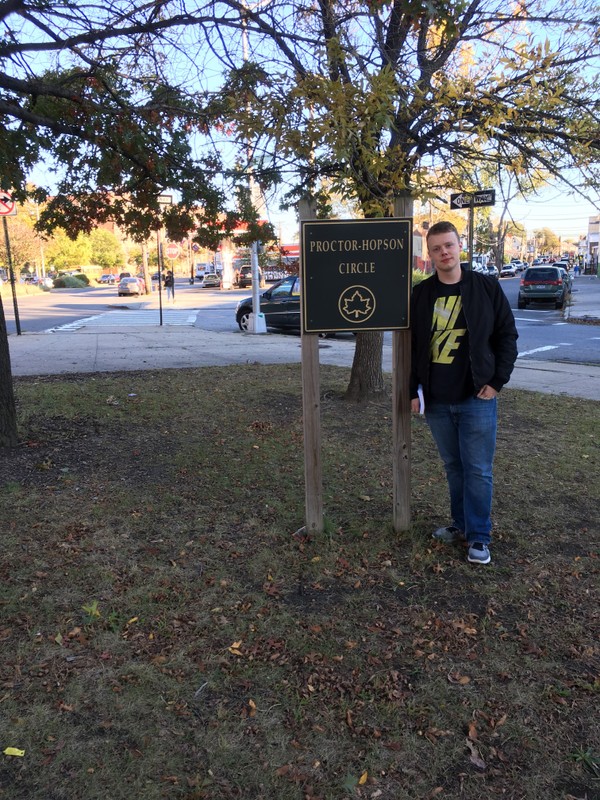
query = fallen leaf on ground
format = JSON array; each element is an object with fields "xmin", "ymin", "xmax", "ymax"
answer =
[{"xmin": 465, "ymin": 739, "xmax": 486, "ymax": 770}]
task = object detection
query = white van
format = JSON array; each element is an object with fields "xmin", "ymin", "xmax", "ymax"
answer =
[{"xmin": 195, "ymin": 262, "xmax": 212, "ymax": 281}]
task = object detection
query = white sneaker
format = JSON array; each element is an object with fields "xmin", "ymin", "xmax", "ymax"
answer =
[
  {"xmin": 432, "ymin": 525, "xmax": 465, "ymax": 544},
  {"xmin": 467, "ymin": 542, "xmax": 491, "ymax": 564}
]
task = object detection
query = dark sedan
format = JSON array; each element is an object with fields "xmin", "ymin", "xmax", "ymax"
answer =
[{"xmin": 236, "ymin": 275, "xmax": 300, "ymax": 332}]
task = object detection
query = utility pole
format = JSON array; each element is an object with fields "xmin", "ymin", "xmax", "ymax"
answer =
[{"xmin": 242, "ymin": 2, "xmax": 266, "ymax": 333}]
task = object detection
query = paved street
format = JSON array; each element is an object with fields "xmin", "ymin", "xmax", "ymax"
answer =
[{"xmin": 4, "ymin": 275, "xmax": 600, "ymax": 400}]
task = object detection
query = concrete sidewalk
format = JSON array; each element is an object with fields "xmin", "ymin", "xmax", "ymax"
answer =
[{"xmin": 6, "ymin": 275, "xmax": 600, "ymax": 401}]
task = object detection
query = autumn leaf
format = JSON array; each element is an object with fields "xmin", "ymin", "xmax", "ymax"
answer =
[
  {"xmin": 384, "ymin": 741, "xmax": 403, "ymax": 751},
  {"xmin": 453, "ymin": 619, "xmax": 478, "ymax": 636},
  {"xmin": 448, "ymin": 672, "xmax": 470, "ymax": 685},
  {"xmin": 465, "ymin": 739, "xmax": 486, "ymax": 770}
]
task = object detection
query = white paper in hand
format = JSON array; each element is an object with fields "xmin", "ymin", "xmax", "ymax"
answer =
[{"xmin": 417, "ymin": 385, "xmax": 425, "ymax": 415}]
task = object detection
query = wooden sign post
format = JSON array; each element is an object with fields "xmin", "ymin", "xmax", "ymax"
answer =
[
  {"xmin": 299, "ymin": 199, "xmax": 323, "ymax": 533},
  {"xmin": 392, "ymin": 196, "xmax": 413, "ymax": 532}
]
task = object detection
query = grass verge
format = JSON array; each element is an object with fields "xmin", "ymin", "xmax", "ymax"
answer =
[{"xmin": 0, "ymin": 364, "xmax": 598, "ymax": 800}]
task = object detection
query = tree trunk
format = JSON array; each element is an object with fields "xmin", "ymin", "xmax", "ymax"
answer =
[
  {"xmin": 345, "ymin": 330, "xmax": 385, "ymax": 401},
  {"xmin": 345, "ymin": 193, "xmax": 414, "ymax": 402},
  {"xmin": 0, "ymin": 292, "xmax": 18, "ymax": 448}
]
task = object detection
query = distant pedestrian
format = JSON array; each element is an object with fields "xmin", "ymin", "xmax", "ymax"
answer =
[
  {"xmin": 164, "ymin": 270, "xmax": 175, "ymax": 302},
  {"xmin": 411, "ymin": 221, "xmax": 518, "ymax": 565}
]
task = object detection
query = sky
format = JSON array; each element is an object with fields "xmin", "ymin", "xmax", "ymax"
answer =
[
  {"xmin": 270, "ymin": 186, "xmax": 600, "ymax": 246},
  {"xmin": 505, "ymin": 186, "xmax": 600, "ymax": 241}
]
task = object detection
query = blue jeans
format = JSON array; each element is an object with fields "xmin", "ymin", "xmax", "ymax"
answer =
[{"xmin": 425, "ymin": 396, "xmax": 497, "ymax": 545}]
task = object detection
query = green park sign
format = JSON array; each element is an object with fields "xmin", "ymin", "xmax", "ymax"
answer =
[{"xmin": 300, "ymin": 218, "xmax": 412, "ymax": 334}]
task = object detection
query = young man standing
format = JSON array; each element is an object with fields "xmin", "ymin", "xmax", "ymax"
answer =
[{"xmin": 410, "ymin": 221, "xmax": 518, "ymax": 564}]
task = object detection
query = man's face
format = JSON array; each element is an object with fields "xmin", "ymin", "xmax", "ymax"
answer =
[{"xmin": 427, "ymin": 230, "xmax": 461, "ymax": 274}]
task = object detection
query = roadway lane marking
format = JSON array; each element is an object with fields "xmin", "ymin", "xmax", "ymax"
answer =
[
  {"xmin": 46, "ymin": 309, "xmax": 200, "ymax": 331},
  {"xmin": 517, "ymin": 345, "xmax": 559, "ymax": 357},
  {"xmin": 47, "ymin": 315, "xmax": 104, "ymax": 331},
  {"xmin": 514, "ymin": 314, "xmax": 554, "ymax": 321}
]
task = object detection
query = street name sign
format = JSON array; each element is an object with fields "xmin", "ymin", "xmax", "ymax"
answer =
[
  {"xmin": 473, "ymin": 189, "xmax": 495, "ymax": 206},
  {"xmin": 301, "ymin": 218, "xmax": 412, "ymax": 334},
  {"xmin": 450, "ymin": 189, "xmax": 495, "ymax": 209}
]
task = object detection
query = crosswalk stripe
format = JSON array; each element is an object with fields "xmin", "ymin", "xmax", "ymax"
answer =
[{"xmin": 47, "ymin": 309, "xmax": 200, "ymax": 332}]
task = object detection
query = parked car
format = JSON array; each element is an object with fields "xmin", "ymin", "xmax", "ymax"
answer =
[
  {"xmin": 485, "ymin": 265, "xmax": 499, "ymax": 279},
  {"xmin": 518, "ymin": 266, "xmax": 569, "ymax": 309},
  {"xmin": 557, "ymin": 267, "xmax": 573, "ymax": 292},
  {"xmin": 500, "ymin": 264, "xmax": 518, "ymax": 278},
  {"xmin": 236, "ymin": 275, "xmax": 300, "ymax": 331},
  {"xmin": 118, "ymin": 277, "xmax": 142, "ymax": 296},
  {"xmin": 459, "ymin": 261, "xmax": 493, "ymax": 276},
  {"xmin": 200, "ymin": 272, "xmax": 221, "ymax": 288},
  {"xmin": 510, "ymin": 259, "xmax": 526, "ymax": 271},
  {"xmin": 238, "ymin": 265, "xmax": 265, "ymax": 289},
  {"xmin": 98, "ymin": 274, "xmax": 116, "ymax": 285}
]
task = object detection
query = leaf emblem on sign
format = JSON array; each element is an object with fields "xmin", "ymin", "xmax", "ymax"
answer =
[{"xmin": 341, "ymin": 290, "xmax": 372, "ymax": 319}]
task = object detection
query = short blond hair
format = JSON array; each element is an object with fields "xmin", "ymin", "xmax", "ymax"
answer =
[{"xmin": 426, "ymin": 221, "xmax": 460, "ymax": 242}]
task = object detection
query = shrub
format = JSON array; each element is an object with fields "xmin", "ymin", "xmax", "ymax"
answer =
[
  {"xmin": 52, "ymin": 275, "xmax": 89, "ymax": 288},
  {"xmin": 412, "ymin": 269, "xmax": 432, "ymax": 286}
]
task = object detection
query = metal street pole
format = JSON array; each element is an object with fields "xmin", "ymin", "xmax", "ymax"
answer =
[
  {"xmin": 156, "ymin": 194, "xmax": 173, "ymax": 325},
  {"xmin": 157, "ymin": 230, "xmax": 164, "ymax": 326},
  {"xmin": 468, "ymin": 203, "xmax": 474, "ymax": 270},
  {"xmin": 2, "ymin": 217, "xmax": 21, "ymax": 335}
]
